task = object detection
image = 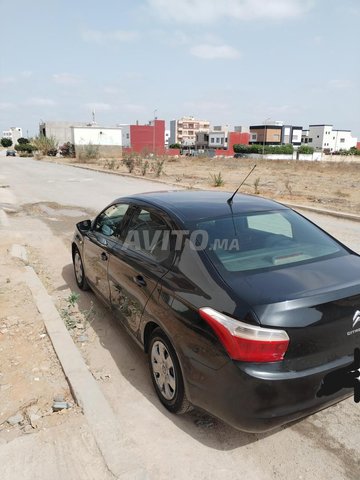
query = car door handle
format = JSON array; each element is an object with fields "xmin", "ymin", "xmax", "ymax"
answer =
[
  {"xmin": 101, "ymin": 252, "xmax": 108, "ymax": 261},
  {"xmin": 133, "ymin": 275, "xmax": 146, "ymax": 287}
]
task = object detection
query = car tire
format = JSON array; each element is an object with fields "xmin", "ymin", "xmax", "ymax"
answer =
[
  {"xmin": 149, "ymin": 328, "xmax": 192, "ymax": 414},
  {"xmin": 73, "ymin": 248, "xmax": 89, "ymax": 291}
]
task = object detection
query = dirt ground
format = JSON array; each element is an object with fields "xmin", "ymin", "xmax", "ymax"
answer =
[
  {"xmin": 44, "ymin": 155, "xmax": 360, "ymax": 215},
  {"xmin": 0, "ymin": 241, "xmax": 80, "ymax": 444}
]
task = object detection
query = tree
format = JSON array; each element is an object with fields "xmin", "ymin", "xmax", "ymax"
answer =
[
  {"xmin": 1, "ymin": 137, "xmax": 12, "ymax": 148},
  {"xmin": 17, "ymin": 137, "xmax": 30, "ymax": 144},
  {"xmin": 169, "ymin": 143, "xmax": 181, "ymax": 149}
]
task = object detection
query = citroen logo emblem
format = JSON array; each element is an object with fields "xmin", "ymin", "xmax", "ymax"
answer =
[{"xmin": 353, "ymin": 310, "xmax": 360, "ymax": 329}]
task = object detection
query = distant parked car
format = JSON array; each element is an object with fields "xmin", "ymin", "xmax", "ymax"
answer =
[{"xmin": 6, "ymin": 150, "xmax": 16, "ymax": 157}]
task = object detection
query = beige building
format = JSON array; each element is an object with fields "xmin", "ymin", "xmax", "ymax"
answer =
[
  {"xmin": 250, "ymin": 125, "xmax": 282, "ymax": 145},
  {"xmin": 169, "ymin": 116, "xmax": 210, "ymax": 146}
]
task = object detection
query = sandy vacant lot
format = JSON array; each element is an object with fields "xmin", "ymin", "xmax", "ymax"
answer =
[{"xmin": 44, "ymin": 155, "xmax": 360, "ymax": 215}]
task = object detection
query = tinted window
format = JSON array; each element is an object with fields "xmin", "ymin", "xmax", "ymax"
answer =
[
  {"xmin": 124, "ymin": 208, "xmax": 171, "ymax": 262},
  {"xmin": 247, "ymin": 212, "xmax": 292, "ymax": 237},
  {"xmin": 94, "ymin": 204, "xmax": 129, "ymax": 237},
  {"xmin": 193, "ymin": 210, "xmax": 346, "ymax": 273}
]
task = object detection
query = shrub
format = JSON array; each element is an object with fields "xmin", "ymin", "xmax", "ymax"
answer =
[
  {"xmin": 123, "ymin": 155, "xmax": 136, "ymax": 173},
  {"xmin": 1, "ymin": 138, "xmax": 12, "ymax": 148},
  {"xmin": 17, "ymin": 137, "xmax": 29, "ymax": 145},
  {"xmin": 284, "ymin": 179, "xmax": 293, "ymax": 196},
  {"xmin": 141, "ymin": 160, "xmax": 149, "ymax": 176},
  {"xmin": 78, "ymin": 143, "xmax": 99, "ymax": 162},
  {"xmin": 169, "ymin": 143, "xmax": 181, "ymax": 149},
  {"xmin": 349, "ymin": 147, "xmax": 360, "ymax": 156},
  {"xmin": 298, "ymin": 145, "xmax": 314, "ymax": 154},
  {"xmin": 59, "ymin": 142, "xmax": 75, "ymax": 158},
  {"xmin": 14, "ymin": 143, "xmax": 36, "ymax": 156},
  {"xmin": 233, "ymin": 144, "xmax": 294, "ymax": 155},
  {"xmin": 155, "ymin": 158, "xmax": 165, "ymax": 177},
  {"xmin": 210, "ymin": 172, "xmax": 225, "ymax": 187},
  {"xmin": 104, "ymin": 159, "xmax": 117, "ymax": 170},
  {"xmin": 33, "ymin": 135, "xmax": 58, "ymax": 156}
]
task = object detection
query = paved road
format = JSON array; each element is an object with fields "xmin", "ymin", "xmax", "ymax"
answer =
[
  {"xmin": 1, "ymin": 157, "xmax": 360, "ymax": 479},
  {"xmin": 0, "ymin": 157, "xmax": 174, "ymax": 212}
]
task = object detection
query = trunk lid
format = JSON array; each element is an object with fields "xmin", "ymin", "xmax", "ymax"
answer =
[{"xmin": 226, "ymin": 254, "xmax": 360, "ymax": 366}]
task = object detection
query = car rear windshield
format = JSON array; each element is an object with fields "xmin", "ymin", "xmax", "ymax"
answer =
[{"xmin": 192, "ymin": 209, "xmax": 347, "ymax": 273}]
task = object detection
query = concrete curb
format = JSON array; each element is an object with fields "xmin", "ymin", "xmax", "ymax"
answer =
[
  {"xmin": 41, "ymin": 159, "xmax": 360, "ymax": 222},
  {"xmin": 284, "ymin": 202, "xmax": 360, "ymax": 222},
  {"xmin": 23, "ymin": 264, "xmax": 148, "ymax": 479}
]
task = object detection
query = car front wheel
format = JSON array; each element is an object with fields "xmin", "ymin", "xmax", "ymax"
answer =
[
  {"xmin": 73, "ymin": 248, "xmax": 89, "ymax": 290},
  {"xmin": 149, "ymin": 328, "xmax": 191, "ymax": 414}
]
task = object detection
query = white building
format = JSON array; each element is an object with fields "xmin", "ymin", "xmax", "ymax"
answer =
[
  {"xmin": 208, "ymin": 125, "xmax": 229, "ymax": 149},
  {"xmin": 169, "ymin": 116, "xmax": 210, "ymax": 146},
  {"xmin": 71, "ymin": 126, "xmax": 122, "ymax": 146},
  {"xmin": 118, "ymin": 124, "xmax": 131, "ymax": 148},
  {"xmin": 165, "ymin": 129, "xmax": 170, "ymax": 147},
  {"xmin": 303, "ymin": 124, "xmax": 357, "ymax": 151},
  {"xmin": 282, "ymin": 125, "xmax": 302, "ymax": 146},
  {"xmin": 2, "ymin": 127, "xmax": 22, "ymax": 145},
  {"xmin": 71, "ymin": 125, "xmax": 122, "ymax": 158}
]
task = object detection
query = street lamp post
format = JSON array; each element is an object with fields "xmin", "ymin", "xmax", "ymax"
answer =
[{"xmin": 153, "ymin": 109, "xmax": 157, "ymax": 155}]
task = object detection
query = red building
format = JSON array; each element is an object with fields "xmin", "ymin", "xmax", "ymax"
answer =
[
  {"xmin": 124, "ymin": 119, "xmax": 165, "ymax": 154},
  {"xmin": 228, "ymin": 132, "xmax": 250, "ymax": 153}
]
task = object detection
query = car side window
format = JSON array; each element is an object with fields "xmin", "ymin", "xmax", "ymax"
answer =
[
  {"xmin": 125, "ymin": 208, "xmax": 171, "ymax": 262},
  {"xmin": 94, "ymin": 204, "xmax": 129, "ymax": 237}
]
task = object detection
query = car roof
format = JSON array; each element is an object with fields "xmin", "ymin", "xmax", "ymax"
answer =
[{"xmin": 116, "ymin": 190, "xmax": 289, "ymax": 223}]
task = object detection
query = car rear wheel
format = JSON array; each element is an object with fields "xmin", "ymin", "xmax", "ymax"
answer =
[
  {"xmin": 73, "ymin": 249, "xmax": 89, "ymax": 291},
  {"xmin": 149, "ymin": 328, "xmax": 191, "ymax": 414}
]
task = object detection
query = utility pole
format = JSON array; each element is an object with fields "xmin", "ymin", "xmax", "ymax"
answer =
[
  {"xmin": 262, "ymin": 117, "xmax": 271, "ymax": 156},
  {"xmin": 153, "ymin": 109, "xmax": 157, "ymax": 155}
]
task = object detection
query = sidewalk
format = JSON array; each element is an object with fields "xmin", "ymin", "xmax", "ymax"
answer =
[{"xmin": 1, "ymin": 417, "xmax": 115, "ymax": 480}]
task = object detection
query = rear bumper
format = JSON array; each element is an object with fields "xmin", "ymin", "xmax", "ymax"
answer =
[{"xmin": 186, "ymin": 355, "xmax": 354, "ymax": 432}]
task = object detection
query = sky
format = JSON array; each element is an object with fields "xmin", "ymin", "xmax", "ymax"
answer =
[{"xmin": 0, "ymin": 0, "xmax": 359, "ymax": 138}]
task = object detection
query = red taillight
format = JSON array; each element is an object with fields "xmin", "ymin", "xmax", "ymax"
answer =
[{"xmin": 199, "ymin": 307, "xmax": 289, "ymax": 362}]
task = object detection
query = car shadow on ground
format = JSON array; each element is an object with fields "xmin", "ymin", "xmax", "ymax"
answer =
[{"xmin": 61, "ymin": 262, "xmax": 298, "ymax": 451}]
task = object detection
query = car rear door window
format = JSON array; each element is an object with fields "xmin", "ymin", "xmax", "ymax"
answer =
[{"xmin": 124, "ymin": 208, "xmax": 171, "ymax": 263}]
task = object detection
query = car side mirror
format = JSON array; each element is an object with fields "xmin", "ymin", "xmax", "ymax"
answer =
[{"xmin": 77, "ymin": 219, "xmax": 92, "ymax": 233}]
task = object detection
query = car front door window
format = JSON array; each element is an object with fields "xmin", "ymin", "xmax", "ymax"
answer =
[{"xmin": 94, "ymin": 204, "xmax": 130, "ymax": 238}]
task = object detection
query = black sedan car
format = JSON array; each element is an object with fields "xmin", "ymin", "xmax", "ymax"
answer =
[{"xmin": 72, "ymin": 191, "xmax": 360, "ymax": 431}]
